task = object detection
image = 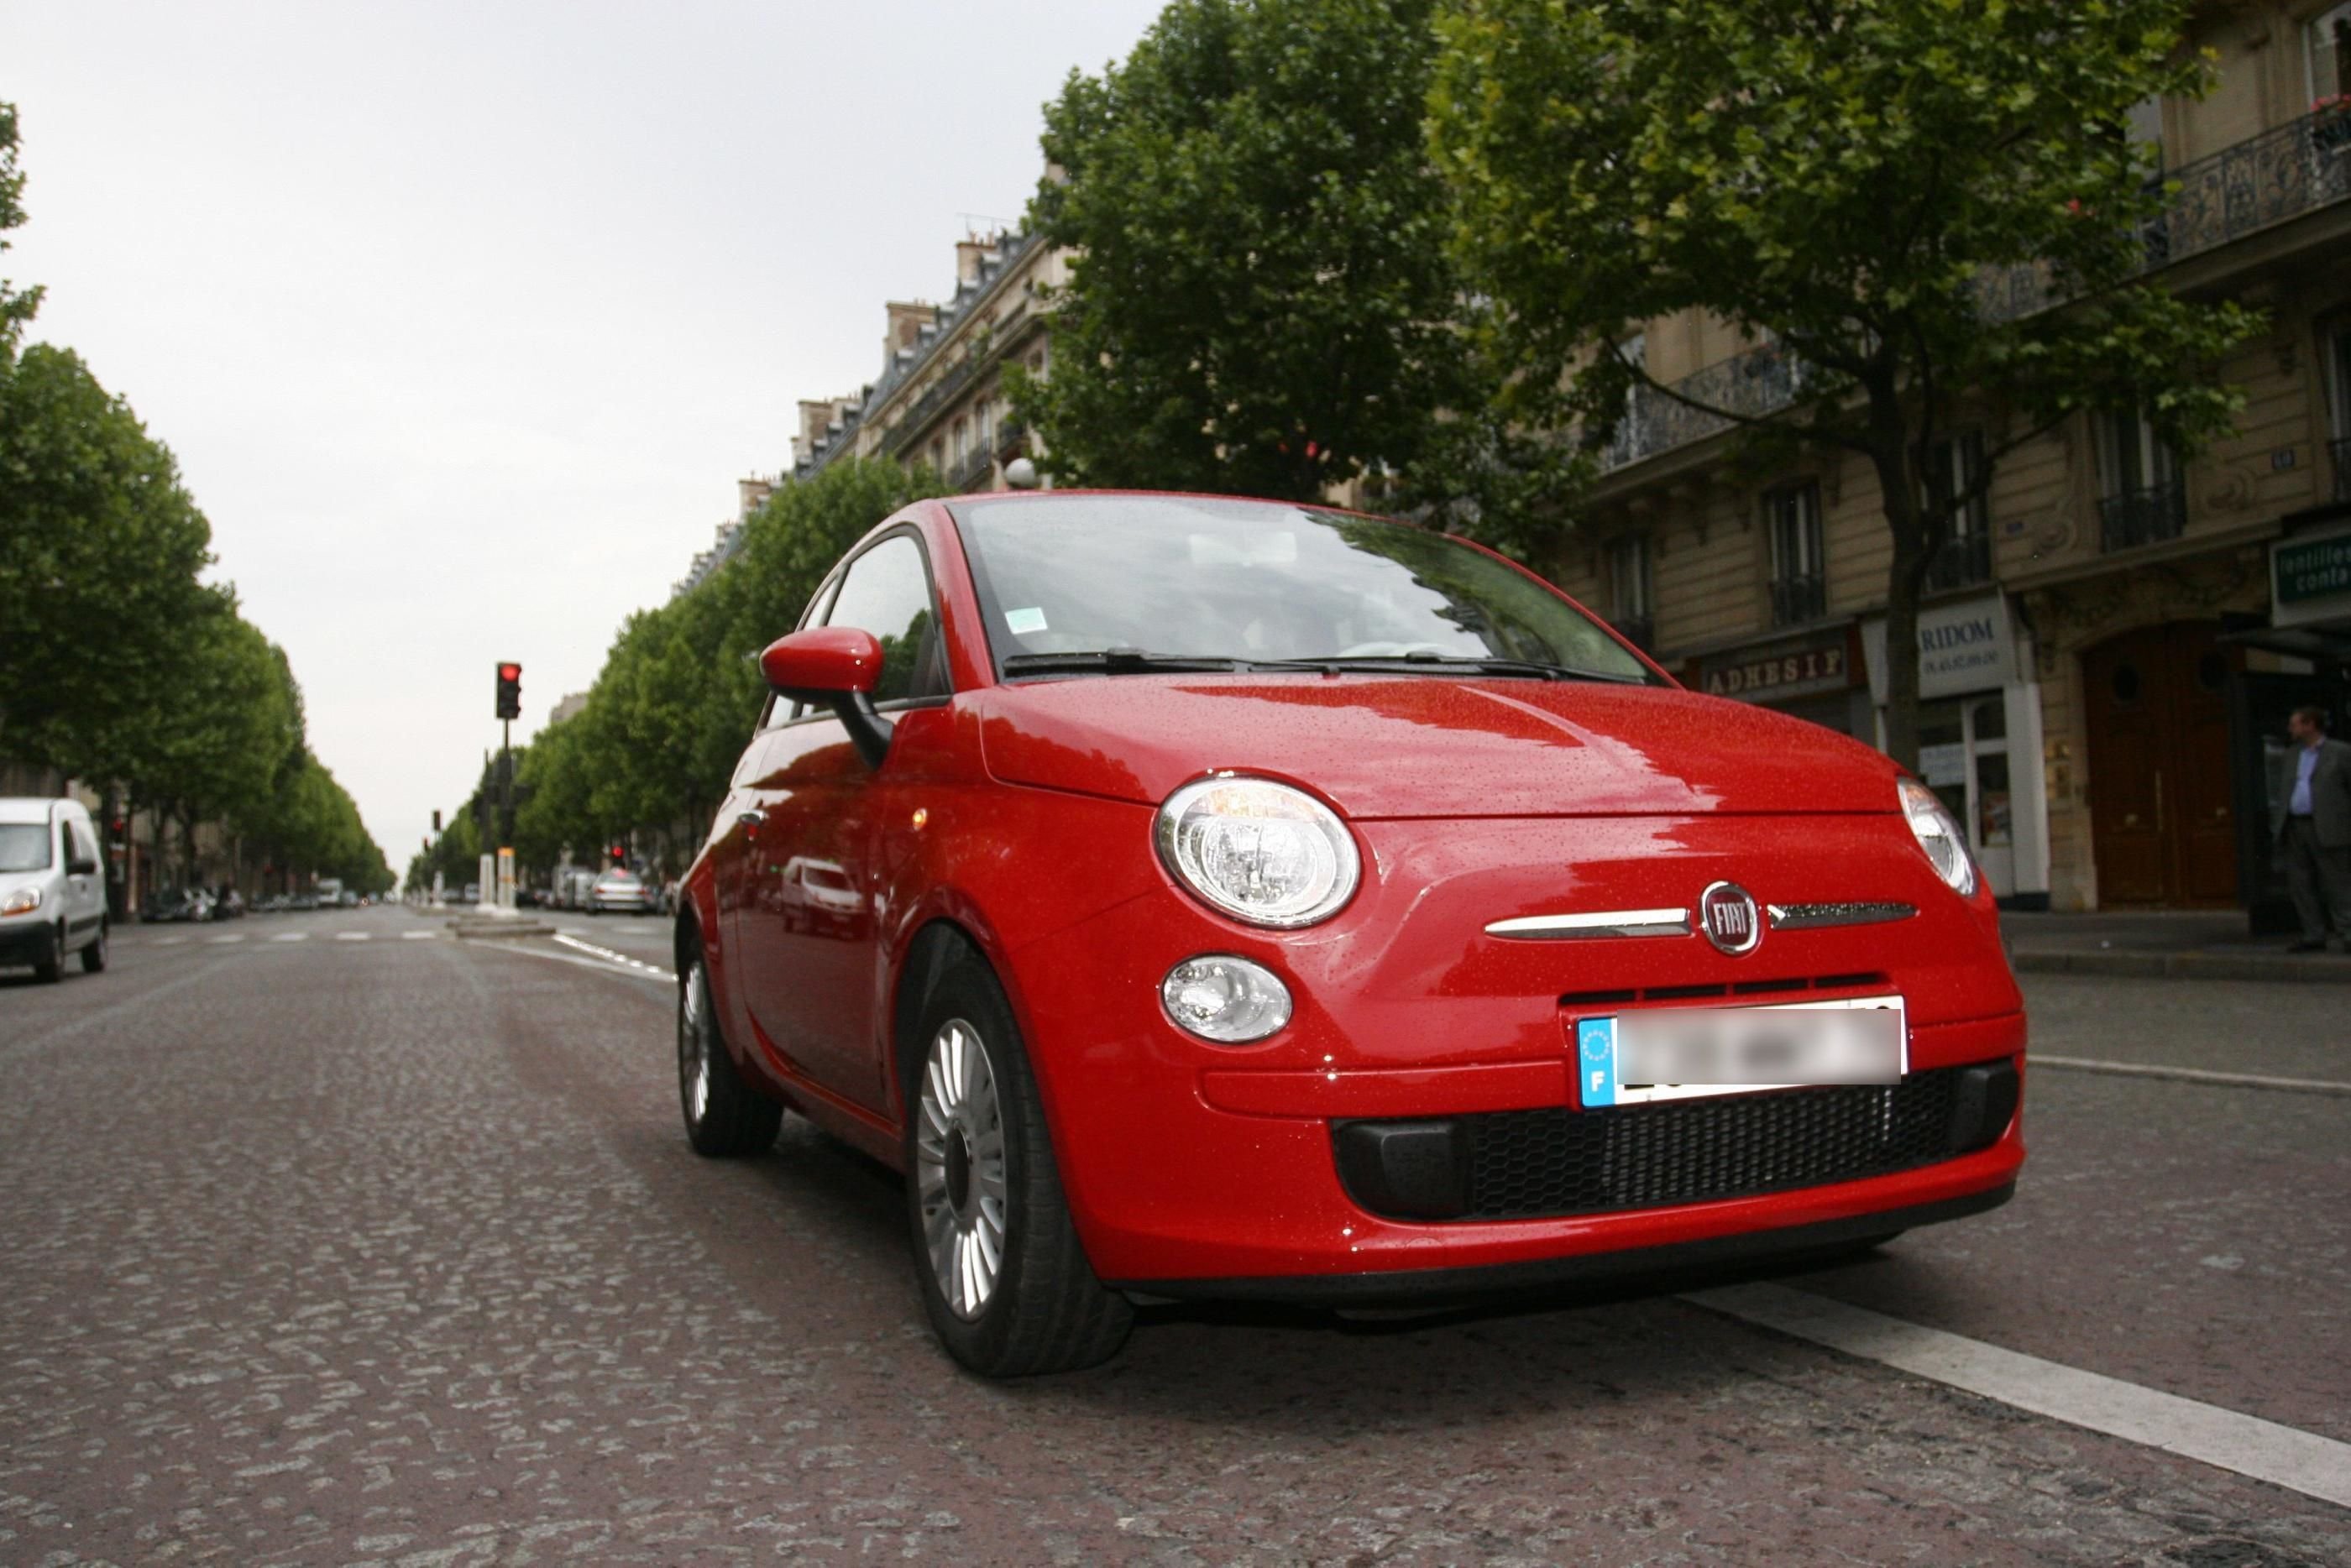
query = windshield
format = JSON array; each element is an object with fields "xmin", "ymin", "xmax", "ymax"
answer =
[
  {"xmin": 948, "ymin": 495, "xmax": 1655, "ymax": 682},
  {"xmin": 0, "ymin": 823, "xmax": 52, "ymax": 874}
]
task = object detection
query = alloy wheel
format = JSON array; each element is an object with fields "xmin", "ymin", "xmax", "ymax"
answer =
[
  {"xmin": 914, "ymin": 1017, "xmax": 1008, "ymax": 1320},
  {"xmin": 679, "ymin": 962, "xmax": 711, "ymax": 1125}
]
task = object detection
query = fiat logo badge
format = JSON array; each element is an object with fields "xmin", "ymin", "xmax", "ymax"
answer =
[{"xmin": 1699, "ymin": 881, "xmax": 1763, "ymax": 955}]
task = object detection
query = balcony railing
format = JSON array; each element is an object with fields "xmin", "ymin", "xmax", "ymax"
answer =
[
  {"xmin": 1769, "ymin": 574, "xmax": 1827, "ymax": 626},
  {"xmin": 1599, "ymin": 108, "xmax": 2351, "ymax": 478},
  {"xmin": 1924, "ymin": 529, "xmax": 1992, "ymax": 593},
  {"xmin": 948, "ymin": 443, "xmax": 996, "ymax": 494},
  {"xmin": 2332, "ymin": 436, "xmax": 2351, "ymax": 504},
  {"xmin": 2099, "ymin": 479, "xmax": 2189, "ymax": 552}
]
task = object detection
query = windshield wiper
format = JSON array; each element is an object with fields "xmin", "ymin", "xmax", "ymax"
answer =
[
  {"xmin": 1249, "ymin": 653, "xmax": 1648, "ymax": 684},
  {"xmin": 1001, "ymin": 647, "xmax": 1248, "ymax": 677}
]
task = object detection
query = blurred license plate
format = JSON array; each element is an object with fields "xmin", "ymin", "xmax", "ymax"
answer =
[{"xmin": 1574, "ymin": 996, "xmax": 1905, "ymax": 1108}]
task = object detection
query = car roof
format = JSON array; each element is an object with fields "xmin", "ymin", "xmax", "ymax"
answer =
[{"xmin": 0, "ymin": 797, "xmax": 65, "ymax": 825}]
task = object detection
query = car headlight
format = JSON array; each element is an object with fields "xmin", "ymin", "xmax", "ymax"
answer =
[
  {"xmin": 1, "ymin": 886, "xmax": 42, "ymax": 917},
  {"xmin": 1155, "ymin": 776, "xmax": 1360, "ymax": 928},
  {"xmin": 1898, "ymin": 776, "xmax": 1978, "ymax": 897}
]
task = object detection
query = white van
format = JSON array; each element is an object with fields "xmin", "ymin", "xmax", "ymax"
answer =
[{"xmin": 0, "ymin": 797, "xmax": 109, "ymax": 982}]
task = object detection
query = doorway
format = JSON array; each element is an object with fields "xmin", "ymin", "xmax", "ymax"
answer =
[{"xmin": 2082, "ymin": 619, "xmax": 2238, "ymax": 907}]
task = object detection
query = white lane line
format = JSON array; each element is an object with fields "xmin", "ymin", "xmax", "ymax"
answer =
[
  {"xmin": 334, "ymin": 932, "xmax": 371, "ymax": 942},
  {"xmin": 2034, "ymin": 1053, "xmax": 2351, "ymax": 1098},
  {"xmin": 490, "ymin": 938, "xmax": 673, "ymax": 986},
  {"xmin": 1686, "ymin": 1283, "xmax": 2351, "ymax": 1510},
  {"xmin": 272, "ymin": 932, "xmax": 308, "ymax": 943},
  {"xmin": 156, "ymin": 937, "xmax": 186, "ymax": 946},
  {"xmin": 552, "ymin": 933, "xmax": 676, "ymax": 982},
  {"xmin": 208, "ymin": 935, "xmax": 245, "ymax": 945},
  {"xmin": 401, "ymin": 930, "xmax": 437, "ymax": 940}
]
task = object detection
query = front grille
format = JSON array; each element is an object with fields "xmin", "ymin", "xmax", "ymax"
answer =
[
  {"xmin": 1447, "ymin": 1069, "xmax": 1964, "ymax": 1222},
  {"xmin": 1558, "ymin": 972, "xmax": 1889, "ymax": 1009}
]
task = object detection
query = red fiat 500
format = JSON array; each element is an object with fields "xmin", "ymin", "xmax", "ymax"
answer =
[{"xmin": 675, "ymin": 491, "xmax": 2024, "ymax": 1377}]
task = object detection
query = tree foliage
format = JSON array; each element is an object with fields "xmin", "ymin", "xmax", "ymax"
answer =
[
  {"xmin": 0, "ymin": 101, "xmax": 41, "ymax": 357},
  {"xmin": 1010, "ymin": 0, "xmax": 1497, "ymax": 510},
  {"xmin": 1430, "ymin": 0, "xmax": 2260, "ymax": 764},
  {"xmin": 433, "ymin": 457, "xmax": 942, "ymax": 889}
]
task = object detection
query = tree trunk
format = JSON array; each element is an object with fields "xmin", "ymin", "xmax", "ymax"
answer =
[{"xmin": 1864, "ymin": 384, "xmax": 1932, "ymax": 774}]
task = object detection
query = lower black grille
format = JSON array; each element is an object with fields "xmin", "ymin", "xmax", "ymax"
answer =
[{"xmin": 1337, "ymin": 1066, "xmax": 2003, "ymax": 1224}]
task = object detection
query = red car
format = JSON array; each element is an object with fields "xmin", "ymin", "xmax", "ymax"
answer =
[{"xmin": 676, "ymin": 492, "xmax": 2024, "ymax": 1377}]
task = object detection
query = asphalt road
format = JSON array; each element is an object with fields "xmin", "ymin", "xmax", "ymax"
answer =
[{"xmin": 1, "ymin": 905, "xmax": 2346, "ymax": 1565}]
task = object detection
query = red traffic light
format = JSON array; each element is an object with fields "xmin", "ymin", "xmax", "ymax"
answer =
[
  {"xmin": 497, "ymin": 662, "xmax": 521, "ymax": 681},
  {"xmin": 495, "ymin": 661, "xmax": 523, "ymax": 720}
]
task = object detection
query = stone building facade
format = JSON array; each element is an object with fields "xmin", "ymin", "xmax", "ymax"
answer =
[{"xmin": 1558, "ymin": 0, "xmax": 2351, "ymax": 916}]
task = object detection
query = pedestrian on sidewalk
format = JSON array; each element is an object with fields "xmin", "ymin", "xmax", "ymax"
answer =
[{"xmin": 2270, "ymin": 705, "xmax": 2351, "ymax": 953}]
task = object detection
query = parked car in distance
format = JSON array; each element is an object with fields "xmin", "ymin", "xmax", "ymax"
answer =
[
  {"xmin": 288, "ymin": 891, "xmax": 319, "ymax": 912},
  {"xmin": 459, "ymin": 882, "xmax": 480, "ymax": 905},
  {"xmin": 589, "ymin": 869, "xmax": 655, "ymax": 915},
  {"xmin": 671, "ymin": 491, "xmax": 2024, "ymax": 1378},
  {"xmin": 0, "ymin": 797, "xmax": 109, "ymax": 982}
]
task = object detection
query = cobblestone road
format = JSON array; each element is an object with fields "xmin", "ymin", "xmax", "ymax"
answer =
[{"xmin": 2, "ymin": 907, "xmax": 2345, "ymax": 1565}]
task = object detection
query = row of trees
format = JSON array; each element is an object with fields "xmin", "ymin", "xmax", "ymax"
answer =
[
  {"xmin": 409, "ymin": 458, "xmax": 940, "ymax": 891},
  {"xmin": 1010, "ymin": 0, "xmax": 2256, "ymax": 766},
  {"xmin": 0, "ymin": 102, "xmax": 392, "ymax": 897}
]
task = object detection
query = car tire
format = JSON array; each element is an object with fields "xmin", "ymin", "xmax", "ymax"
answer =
[
  {"xmin": 677, "ymin": 952, "xmax": 781, "ymax": 1157},
  {"xmin": 903, "ymin": 954, "xmax": 1133, "ymax": 1377},
  {"xmin": 80, "ymin": 920, "xmax": 107, "ymax": 974},
  {"xmin": 33, "ymin": 923, "xmax": 65, "ymax": 984}
]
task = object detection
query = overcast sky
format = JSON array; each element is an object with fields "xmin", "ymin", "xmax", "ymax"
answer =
[{"xmin": 4, "ymin": 0, "xmax": 1167, "ymax": 875}]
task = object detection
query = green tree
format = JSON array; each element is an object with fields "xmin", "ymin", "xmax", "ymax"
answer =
[
  {"xmin": 0, "ymin": 101, "xmax": 41, "ymax": 358},
  {"xmin": 1010, "ymin": 0, "xmax": 1488, "ymax": 504},
  {"xmin": 1430, "ymin": 0, "xmax": 2260, "ymax": 766},
  {"xmin": 0, "ymin": 346, "xmax": 223, "ymax": 777}
]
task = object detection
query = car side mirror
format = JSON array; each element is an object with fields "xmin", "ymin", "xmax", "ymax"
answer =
[
  {"xmin": 68, "ymin": 857, "xmax": 97, "ymax": 877},
  {"xmin": 760, "ymin": 627, "xmax": 893, "ymax": 768}
]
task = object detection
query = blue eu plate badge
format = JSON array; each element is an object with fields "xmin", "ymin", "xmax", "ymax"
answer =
[{"xmin": 1577, "ymin": 1017, "xmax": 1621, "ymax": 1108}]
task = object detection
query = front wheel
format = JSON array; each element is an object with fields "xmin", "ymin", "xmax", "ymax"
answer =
[
  {"xmin": 80, "ymin": 920, "xmax": 107, "ymax": 974},
  {"xmin": 32, "ymin": 923, "xmax": 64, "ymax": 984},
  {"xmin": 677, "ymin": 954, "xmax": 780, "ymax": 1157},
  {"xmin": 904, "ymin": 955, "xmax": 1132, "ymax": 1377}
]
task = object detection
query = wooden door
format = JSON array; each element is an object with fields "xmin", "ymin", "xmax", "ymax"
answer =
[{"xmin": 2083, "ymin": 620, "xmax": 2238, "ymax": 907}]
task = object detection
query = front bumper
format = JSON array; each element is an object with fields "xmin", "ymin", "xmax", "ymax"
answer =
[{"xmin": 0, "ymin": 918, "xmax": 58, "ymax": 969}]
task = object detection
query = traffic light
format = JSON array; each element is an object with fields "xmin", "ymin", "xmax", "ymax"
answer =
[
  {"xmin": 432, "ymin": 809, "xmax": 442, "ymax": 834},
  {"xmin": 609, "ymin": 843, "xmax": 627, "ymax": 865},
  {"xmin": 495, "ymin": 661, "xmax": 522, "ymax": 720}
]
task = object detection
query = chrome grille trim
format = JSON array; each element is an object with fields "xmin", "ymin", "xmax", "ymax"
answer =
[
  {"xmin": 1765, "ymin": 902, "xmax": 1919, "ymax": 930},
  {"xmin": 1484, "ymin": 908, "xmax": 1691, "ymax": 941}
]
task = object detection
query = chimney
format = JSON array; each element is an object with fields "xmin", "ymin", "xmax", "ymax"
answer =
[
  {"xmin": 884, "ymin": 301, "xmax": 937, "ymax": 358},
  {"xmin": 956, "ymin": 238, "xmax": 997, "ymax": 286}
]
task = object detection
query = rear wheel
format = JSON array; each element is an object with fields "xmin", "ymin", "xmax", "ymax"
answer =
[
  {"xmin": 677, "ymin": 953, "xmax": 781, "ymax": 1157},
  {"xmin": 904, "ymin": 955, "xmax": 1132, "ymax": 1377},
  {"xmin": 80, "ymin": 920, "xmax": 107, "ymax": 974}
]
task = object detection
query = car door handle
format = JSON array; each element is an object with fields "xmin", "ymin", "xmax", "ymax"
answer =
[{"xmin": 738, "ymin": 810, "xmax": 766, "ymax": 828}]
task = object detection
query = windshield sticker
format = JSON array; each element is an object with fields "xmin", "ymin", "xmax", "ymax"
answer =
[{"xmin": 1005, "ymin": 607, "xmax": 1049, "ymax": 635}]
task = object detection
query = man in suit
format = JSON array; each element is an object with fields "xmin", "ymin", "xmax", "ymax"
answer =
[{"xmin": 2271, "ymin": 705, "xmax": 2351, "ymax": 953}]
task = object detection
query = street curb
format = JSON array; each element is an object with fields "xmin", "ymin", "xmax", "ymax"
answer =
[{"xmin": 2012, "ymin": 949, "xmax": 2351, "ymax": 984}]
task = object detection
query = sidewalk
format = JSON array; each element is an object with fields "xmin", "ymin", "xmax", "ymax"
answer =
[{"xmin": 2003, "ymin": 908, "xmax": 2351, "ymax": 984}]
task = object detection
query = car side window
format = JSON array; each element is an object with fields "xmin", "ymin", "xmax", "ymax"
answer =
[
  {"xmin": 67, "ymin": 822, "xmax": 97, "ymax": 868},
  {"xmin": 821, "ymin": 534, "xmax": 948, "ymax": 706}
]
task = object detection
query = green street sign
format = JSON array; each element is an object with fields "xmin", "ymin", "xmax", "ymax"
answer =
[{"xmin": 2275, "ymin": 533, "xmax": 2351, "ymax": 605}]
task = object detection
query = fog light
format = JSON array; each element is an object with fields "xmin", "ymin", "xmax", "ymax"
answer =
[{"xmin": 1160, "ymin": 954, "xmax": 1291, "ymax": 1043}]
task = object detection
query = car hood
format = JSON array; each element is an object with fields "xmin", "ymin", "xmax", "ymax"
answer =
[{"xmin": 974, "ymin": 675, "xmax": 1898, "ymax": 818}]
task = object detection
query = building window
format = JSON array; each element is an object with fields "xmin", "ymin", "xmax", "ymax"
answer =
[
  {"xmin": 2312, "ymin": 5, "xmax": 2351, "ymax": 103},
  {"xmin": 1923, "ymin": 430, "xmax": 1992, "ymax": 592},
  {"xmin": 2316, "ymin": 316, "xmax": 2351, "ymax": 506},
  {"xmin": 1608, "ymin": 534, "xmax": 1653, "ymax": 651},
  {"xmin": 951, "ymin": 418, "xmax": 968, "ymax": 465},
  {"xmin": 1767, "ymin": 481, "xmax": 1826, "ymax": 626},
  {"xmin": 2095, "ymin": 410, "xmax": 2186, "ymax": 551}
]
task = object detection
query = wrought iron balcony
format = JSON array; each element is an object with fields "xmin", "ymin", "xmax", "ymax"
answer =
[
  {"xmin": 1924, "ymin": 530, "xmax": 1993, "ymax": 593},
  {"xmin": 1598, "ymin": 108, "xmax": 2351, "ymax": 479},
  {"xmin": 1769, "ymin": 574, "xmax": 1827, "ymax": 627},
  {"xmin": 2099, "ymin": 479, "xmax": 2188, "ymax": 552},
  {"xmin": 2332, "ymin": 436, "xmax": 2351, "ymax": 504},
  {"xmin": 948, "ymin": 443, "xmax": 996, "ymax": 494}
]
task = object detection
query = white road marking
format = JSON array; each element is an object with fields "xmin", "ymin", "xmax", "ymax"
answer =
[
  {"xmin": 271, "ymin": 933, "xmax": 307, "ymax": 943},
  {"xmin": 2033, "ymin": 1053, "xmax": 2351, "ymax": 1098},
  {"xmin": 401, "ymin": 930, "xmax": 437, "ymax": 940},
  {"xmin": 552, "ymin": 933, "xmax": 675, "ymax": 981},
  {"xmin": 489, "ymin": 938, "xmax": 673, "ymax": 986},
  {"xmin": 156, "ymin": 937, "xmax": 186, "ymax": 946},
  {"xmin": 1686, "ymin": 1283, "xmax": 2351, "ymax": 1510},
  {"xmin": 208, "ymin": 935, "xmax": 244, "ymax": 945},
  {"xmin": 334, "ymin": 932, "xmax": 370, "ymax": 942}
]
